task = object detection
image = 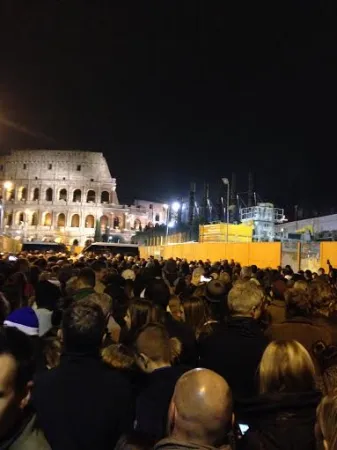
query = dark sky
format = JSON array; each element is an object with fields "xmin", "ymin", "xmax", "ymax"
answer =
[{"xmin": 0, "ymin": 1, "xmax": 336, "ymax": 216}]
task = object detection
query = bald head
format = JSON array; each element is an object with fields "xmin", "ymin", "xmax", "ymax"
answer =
[{"xmin": 168, "ymin": 368, "xmax": 232, "ymax": 446}]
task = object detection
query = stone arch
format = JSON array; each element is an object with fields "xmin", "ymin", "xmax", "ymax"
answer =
[
  {"xmin": 46, "ymin": 188, "xmax": 53, "ymax": 201},
  {"xmin": 57, "ymin": 213, "xmax": 66, "ymax": 227},
  {"xmin": 100, "ymin": 215, "xmax": 109, "ymax": 231},
  {"xmin": 7, "ymin": 188, "xmax": 15, "ymax": 201},
  {"xmin": 43, "ymin": 212, "xmax": 52, "ymax": 226},
  {"xmin": 73, "ymin": 239, "xmax": 79, "ymax": 246},
  {"xmin": 33, "ymin": 188, "xmax": 39, "ymax": 201},
  {"xmin": 73, "ymin": 189, "xmax": 82, "ymax": 202},
  {"xmin": 71, "ymin": 214, "xmax": 80, "ymax": 227},
  {"xmin": 5, "ymin": 212, "xmax": 13, "ymax": 226},
  {"xmin": 113, "ymin": 216, "xmax": 120, "ymax": 229},
  {"xmin": 134, "ymin": 218, "xmax": 142, "ymax": 231},
  {"xmin": 16, "ymin": 211, "xmax": 24, "ymax": 225},
  {"xmin": 85, "ymin": 214, "xmax": 95, "ymax": 228},
  {"xmin": 31, "ymin": 212, "xmax": 38, "ymax": 226},
  {"xmin": 59, "ymin": 189, "xmax": 67, "ymax": 201},
  {"xmin": 101, "ymin": 191, "xmax": 110, "ymax": 203},
  {"xmin": 19, "ymin": 187, "xmax": 27, "ymax": 201},
  {"xmin": 86, "ymin": 190, "xmax": 96, "ymax": 203}
]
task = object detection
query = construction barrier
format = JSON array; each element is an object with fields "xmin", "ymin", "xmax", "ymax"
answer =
[
  {"xmin": 140, "ymin": 242, "xmax": 282, "ymax": 268},
  {"xmin": 0, "ymin": 236, "xmax": 22, "ymax": 254},
  {"xmin": 199, "ymin": 223, "xmax": 253, "ymax": 243},
  {"xmin": 140, "ymin": 241, "xmax": 337, "ymax": 271},
  {"xmin": 320, "ymin": 242, "xmax": 337, "ymax": 273}
]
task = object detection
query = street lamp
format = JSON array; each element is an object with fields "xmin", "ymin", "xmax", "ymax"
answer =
[
  {"xmin": 222, "ymin": 178, "xmax": 230, "ymax": 242},
  {"xmin": 4, "ymin": 181, "xmax": 13, "ymax": 190},
  {"xmin": 171, "ymin": 201, "xmax": 181, "ymax": 213}
]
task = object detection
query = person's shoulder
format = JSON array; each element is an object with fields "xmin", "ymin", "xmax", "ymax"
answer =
[{"xmin": 13, "ymin": 415, "xmax": 51, "ymax": 450}]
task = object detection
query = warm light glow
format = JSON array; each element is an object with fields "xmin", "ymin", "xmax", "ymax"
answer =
[
  {"xmin": 163, "ymin": 204, "xmax": 169, "ymax": 210},
  {"xmin": 4, "ymin": 181, "xmax": 13, "ymax": 190},
  {"xmin": 171, "ymin": 201, "xmax": 180, "ymax": 212}
]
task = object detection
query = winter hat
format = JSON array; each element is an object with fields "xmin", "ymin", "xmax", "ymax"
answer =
[{"xmin": 4, "ymin": 307, "xmax": 39, "ymax": 336}]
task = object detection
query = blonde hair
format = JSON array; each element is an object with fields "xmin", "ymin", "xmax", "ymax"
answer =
[
  {"xmin": 102, "ymin": 344, "xmax": 135, "ymax": 370},
  {"xmin": 293, "ymin": 280, "xmax": 309, "ymax": 292},
  {"xmin": 259, "ymin": 340, "xmax": 315, "ymax": 394},
  {"xmin": 318, "ymin": 391, "xmax": 337, "ymax": 450}
]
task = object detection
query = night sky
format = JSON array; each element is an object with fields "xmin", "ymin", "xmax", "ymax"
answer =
[{"xmin": 0, "ymin": 2, "xmax": 336, "ymax": 217}]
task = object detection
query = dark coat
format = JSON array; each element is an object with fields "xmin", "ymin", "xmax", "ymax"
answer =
[
  {"xmin": 199, "ymin": 317, "xmax": 268, "ymax": 399},
  {"xmin": 33, "ymin": 352, "xmax": 133, "ymax": 450},
  {"xmin": 154, "ymin": 437, "xmax": 231, "ymax": 450},
  {"xmin": 237, "ymin": 390, "xmax": 321, "ymax": 450},
  {"xmin": 135, "ymin": 365, "xmax": 190, "ymax": 441},
  {"xmin": 265, "ymin": 317, "xmax": 332, "ymax": 371},
  {"xmin": 164, "ymin": 313, "xmax": 197, "ymax": 366}
]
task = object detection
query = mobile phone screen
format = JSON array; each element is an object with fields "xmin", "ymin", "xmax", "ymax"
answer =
[{"xmin": 238, "ymin": 424, "xmax": 249, "ymax": 435}]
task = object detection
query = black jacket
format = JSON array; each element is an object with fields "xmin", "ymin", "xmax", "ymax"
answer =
[
  {"xmin": 236, "ymin": 390, "xmax": 321, "ymax": 450},
  {"xmin": 33, "ymin": 352, "xmax": 133, "ymax": 450},
  {"xmin": 164, "ymin": 313, "xmax": 197, "ymax": 366},
  {"xmin": 199, "ymin": 317, "xmax": 268, "ymax": 399},
  {"xmin": 135, "ymin": 365, "xmax": 190, "ymax": 441}
]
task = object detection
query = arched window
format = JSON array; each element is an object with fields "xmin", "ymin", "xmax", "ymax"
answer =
[
  {"xmin": 33, "ymin": 188, "xmax": 39, "ymax": 201},
  {"xmin": 20, "ymin": 187, "xmax": 27, "ymax": 201},
  {"xmin": 7, "ymin": 189, "xmax": 15, "ymax": 201},
  {"xmin": 44, "ymin": 213, "xmax": 52, "ymax": 226},
  {"xmin": 101, "ymin": 191, "xmax": 110, "ymax": 203},
  {"xmin": 59, "ymin": 189, "xmax": 67, "ymax": 201},
  {"xmin": 71, "ymin": 214, "xmax": 80, "ymax": 227},
  {"xmin": 85, "ymin": 215, "xmax": 95, "ymax": 228},
  {"xmin": 100, "ymin": 215, "xmax": 109, "ymax": 231},
  {"xmin": 6, "ymin": 213, "xmax": 13, "ymax": 226},
  {"xmin": 86, "ymin": 190, "xmax": 96, "ymax": 203},
  {"xmin": 18, "ymin": 212, "xmax": 24, "ymax": 224},
  {"xmin": 73, "ymin": 239, "xmax": 79, "ymax": 246},
  {"xmin": 113, "ymin": 217, "xmax": 120, "ymax": 229},
  {"xmin": 57, "ymin": 213, "xmax": 66, "ymax": 227},
  {"xmin": 155, "ymin": 213, "xmax": 160, "ymax": 222},
  {"xmin": 73, "ymin": 189, "xmax": 81, "ymax": 202},
  {"xmin": 46, "ymin": 188, "xmax": 53, "ymax": 201},
  {"xmin": 134, "ymin": 219, "xmax": 141, "ymax": 231},
  {"xmin": 31, "ymin": 212, "xmax": 38, "ymax": 226}
]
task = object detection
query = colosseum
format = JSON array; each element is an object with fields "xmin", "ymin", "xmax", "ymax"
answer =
[{"xmin": 0, "ymin": 150, "xmax": 168, "ymax": 246}]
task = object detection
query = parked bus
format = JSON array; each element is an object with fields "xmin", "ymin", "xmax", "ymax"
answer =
[
  {"xmin": 82, "ymin": 242, "xmax": 139, "ymax": 257},
  {"xmin": 21, "ymin": 241, "xmax": 69, "ymax": 254}
]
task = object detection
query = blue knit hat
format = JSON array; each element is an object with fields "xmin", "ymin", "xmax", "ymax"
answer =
[{"xmin": 4, "ymin": 307, "xmax": 39, "ymax": 336}]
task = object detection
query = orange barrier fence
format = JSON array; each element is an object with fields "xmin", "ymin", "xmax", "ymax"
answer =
[
  {"xmin": 320, "ymin": 242, "xmax": 337, "ymax": 273},
  {"xmin": 140, "ymin": 241, "xmax": 337, "ymax": 271},
  {"xmin": 0, "ymin": 236, "xmax": 22, "ymax": 253},
  {"xmin": 140, "ymin": 242, "xmax": 282, "ymax": 268}
]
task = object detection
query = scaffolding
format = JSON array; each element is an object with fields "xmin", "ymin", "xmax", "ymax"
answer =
[{"xmin": 240, "ymin": 203, "xmax": 285, "ymax": 242}]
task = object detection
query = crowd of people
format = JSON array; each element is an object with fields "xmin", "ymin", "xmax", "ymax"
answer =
[{"xmin": 1, "ymin": 251, "xmax": 337, "ymax": 449}]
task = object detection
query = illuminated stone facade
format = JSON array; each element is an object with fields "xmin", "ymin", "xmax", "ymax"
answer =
[{"xmin": 0, "ymin": 150, "xmax": 168, "ymax": 245}]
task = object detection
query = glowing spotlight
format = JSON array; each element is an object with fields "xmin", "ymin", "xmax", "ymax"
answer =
[{"xmin": 171, "ymin": 202, "xmax": 180, "ymax": 213}]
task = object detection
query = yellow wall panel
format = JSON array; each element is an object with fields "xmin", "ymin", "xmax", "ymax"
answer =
[{"xmin": 320, "ymin": 242, "xmax": 337, "ymax": 273}]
